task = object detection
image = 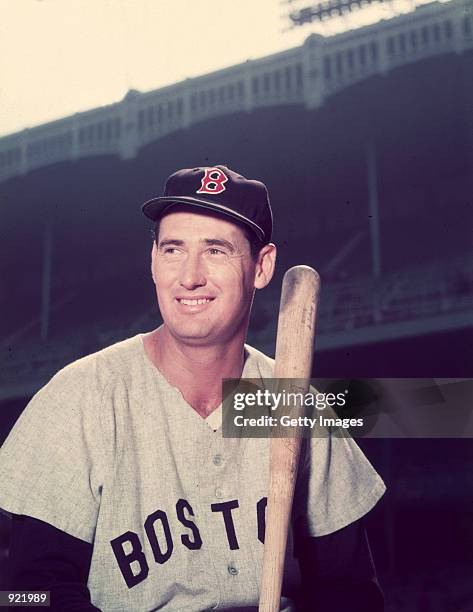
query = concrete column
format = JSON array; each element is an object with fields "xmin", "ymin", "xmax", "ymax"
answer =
[
  {"xmin": 243, "ymin": 60, "xmax": 254, "ymax": 112},
  {"xmin": 19, "ymin": 130, "xmax": 29, "ymax": 175},
  {"xmin": 71, "ymin": 115, "xmax": 80, "ymax": 160},
  {"xmin": 41, "ymin": 212, "xmax": 53, "ymax": 342},
  {"xmin": 377, "ymin": 32, "xmax": 390, "ymax": 75},
  {"xmin": 303, "ymin": 34, "xmax": 325, "ymax": 109},
  {"xmin": 367, "ymin": 140, "xmax": 382, "ymax": 280},
  {"xmin": 367, "ymin": 140, "xmax": 382, "ymax": 323},
  {"xmin": 181, "ymin": 81, "xmax": 192, "ymax": 129},
  {"xmin": 119, "ymin": 91, "xmax": 139, "ymax": 160}
]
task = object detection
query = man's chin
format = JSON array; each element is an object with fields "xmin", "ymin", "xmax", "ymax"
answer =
[{"xmin": 167, "ymin": 323, "xmax": 215, "ymax": 345}]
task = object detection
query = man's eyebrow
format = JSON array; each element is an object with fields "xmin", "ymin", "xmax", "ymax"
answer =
[
  {"xmin": 203, "ymin": 238, "xmax": 235, "ymax": 252},
  {"xmin": 158, "ymin": 238, "xmax": 236, "ymax": 252},
  {"xmin": 158, "ymin": 239, "xmax": 185, "ymax": 248}
]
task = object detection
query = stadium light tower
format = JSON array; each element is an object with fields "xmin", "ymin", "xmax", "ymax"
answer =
[
  {"xmin": 283, "ymin": 0, "xmax": 394, "ymax": 27},
  {"xmin": 280, "ymin": 0, "xmax": 431, "ymax": 32}
]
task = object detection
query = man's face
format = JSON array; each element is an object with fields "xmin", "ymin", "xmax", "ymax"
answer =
[{"xmin": 151, "ymin": 208, "xmax": 275, "ymax": 346}]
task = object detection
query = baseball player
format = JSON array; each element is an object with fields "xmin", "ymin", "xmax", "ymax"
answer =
[{"xmin": 0, "ymin": 165, "xmax": 386, "ymax": 611}]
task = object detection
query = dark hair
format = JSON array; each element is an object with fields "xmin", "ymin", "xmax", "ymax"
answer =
[
  {"xmin": 241, "ymin": 226, "xmax": 266, "ymax": 260},
  {"xmin": 152, "ymin": 220, "xmax": 265, "ymax": 261}
]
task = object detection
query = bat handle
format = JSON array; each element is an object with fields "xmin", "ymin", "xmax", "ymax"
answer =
[{"xmin": 259, "ymin": 435, "xmax": 304, "ymax": 612}]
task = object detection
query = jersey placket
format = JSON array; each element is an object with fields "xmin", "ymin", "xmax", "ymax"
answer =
[{"xmin": 193, "ymin": 433, "xmax": 261, "ymax": 609}]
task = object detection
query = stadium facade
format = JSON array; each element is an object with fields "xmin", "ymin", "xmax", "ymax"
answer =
[{"xmin": 0, "ymin": 0, "xmax": 471, "ymax": 181}]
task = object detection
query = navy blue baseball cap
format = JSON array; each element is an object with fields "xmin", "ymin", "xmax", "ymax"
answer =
[{"xmin": 142, "ymin": 165, "xmax": 273, "ymax": 243}]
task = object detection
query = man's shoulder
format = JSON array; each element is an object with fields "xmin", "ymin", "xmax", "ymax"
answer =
[
  {"xmin": 243, "ymin": 343, "xmax": 275, "ymax": 378},
  {"xmin": 44, "ymin": 334, "xmax": 144, "ymax": 397}
]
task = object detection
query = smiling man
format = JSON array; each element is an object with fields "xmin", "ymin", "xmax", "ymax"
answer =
[
  {"xmin": 145, "ymin": 203, "xmax": 276, "ymax": 418},
  {"xmin": 0, "ymin": 165, "xmax": 386, "ymax": 611}
]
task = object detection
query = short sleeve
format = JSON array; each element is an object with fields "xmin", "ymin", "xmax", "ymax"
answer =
[
  {"xmin": 293, "ymin": 430, "xmax": 386, "ymax": 537},
  {"xmin": 0, "ymin": 359, "xmax": 108, "ymax": 543}
]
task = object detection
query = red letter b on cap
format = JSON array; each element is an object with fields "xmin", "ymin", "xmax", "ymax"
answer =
[{"xmin": 197, "ymin": 167, "xmax": 228, "ymax": 195}]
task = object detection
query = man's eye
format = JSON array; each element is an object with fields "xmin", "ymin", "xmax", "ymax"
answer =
[
  {"xmin": 163, "ymin": 247, "xmax": 180, "ymax": 255},
  {"xmin": 208, "ymin": 248, "xmax": 226, "ymax": 256}
]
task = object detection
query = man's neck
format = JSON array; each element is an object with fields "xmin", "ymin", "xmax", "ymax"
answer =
[{"xmin": 143, "ymin": 326, "xmax": 246, "ymax": 418}]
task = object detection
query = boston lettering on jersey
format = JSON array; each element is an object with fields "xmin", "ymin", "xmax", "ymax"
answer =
[{"xmin": 110, "ymin": 497, "xmax": 268, "ymax": 588}]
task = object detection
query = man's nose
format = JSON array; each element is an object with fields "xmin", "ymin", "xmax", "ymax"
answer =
[{"xmin": 179, "ymin": 253, "xmax": 207, "ymax": 289}]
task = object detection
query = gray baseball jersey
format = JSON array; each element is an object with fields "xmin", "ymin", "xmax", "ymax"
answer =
[{"xmin": 0, "ymin": 335, "xmax": 386, "ymax": 611}]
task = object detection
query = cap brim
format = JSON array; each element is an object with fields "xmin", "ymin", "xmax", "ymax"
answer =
[{"xmin": 142, "ymin": 195, "xmax": 265, "ymax": 241}]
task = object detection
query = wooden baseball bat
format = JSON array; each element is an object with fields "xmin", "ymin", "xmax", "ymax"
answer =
[{"xmin": 259, "ymin": 265, "xmax": 320, "ymax": 612}]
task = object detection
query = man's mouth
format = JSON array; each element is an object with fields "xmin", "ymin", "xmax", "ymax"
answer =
[{"xmin": 176, "ymin": 297, "xmax": 215, "ymax": 306}]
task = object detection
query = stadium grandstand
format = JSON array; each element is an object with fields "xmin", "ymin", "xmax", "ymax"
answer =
[{"xmin": 0, "ymin": 0, "xmax": 472, "ymax": 608}]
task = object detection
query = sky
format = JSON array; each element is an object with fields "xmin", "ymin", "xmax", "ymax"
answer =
[{"xmin": 0, "ymin": 0, "xmax": 430, "ymax": 137}]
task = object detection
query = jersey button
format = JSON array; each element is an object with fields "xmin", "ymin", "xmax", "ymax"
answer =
[
  {"xmin": 215, "ymin": 488, "xmax": 223, "ymax": 498},
  {"xmin": 228, "ymin": 564, "xmax": 239, "ymax": 576},
  {"xmin": 213, "ymin": 454, "xmax": 222, "ymax": 466}
]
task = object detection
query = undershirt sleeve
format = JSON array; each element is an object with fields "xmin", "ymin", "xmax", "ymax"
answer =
[
  {"xmin": 8, "ymin": 514, "xmax": 100, "ymax": 611},
  {"xmin": 295, "ymin": 517, "xmax": 385, "ymax": 611}
]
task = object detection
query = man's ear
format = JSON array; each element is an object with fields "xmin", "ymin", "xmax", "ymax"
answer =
[
  {"xmin": 254, "ymin": 243, "xmax": 277, "ymax": 290},
  {"xmin": 151, "ymin": 242, "xmax": 158, "ymax": 284}
]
